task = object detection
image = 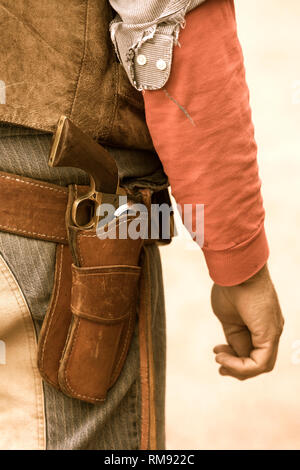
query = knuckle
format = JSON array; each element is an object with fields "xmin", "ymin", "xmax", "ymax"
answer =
[{"xmin": 272, "ymin": 327, "xmax": 283, "ymax": 341}]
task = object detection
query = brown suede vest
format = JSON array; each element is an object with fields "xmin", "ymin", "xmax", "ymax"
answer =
[{"xmin": 0, "ymin": 0, "xmax": 154, "ymax": 151}]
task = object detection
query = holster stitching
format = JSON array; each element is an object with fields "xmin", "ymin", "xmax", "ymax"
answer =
[
  {"xmin": 0, "ymin": 174, "xmax": 66, "ymax": 194},
  {"xmin": 0, "ymin": 224, "xmax": 67, "ymax": 242}
]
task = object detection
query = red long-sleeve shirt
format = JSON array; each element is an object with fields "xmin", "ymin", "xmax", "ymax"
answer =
[{"xmin": 143, "ymin": 0, "xmax": 269, "ymax": 286}]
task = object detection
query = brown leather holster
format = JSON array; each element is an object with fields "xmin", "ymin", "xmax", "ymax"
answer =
[
  {"xmin": 38, "ymin": 185, "xmax": 145, "ymax": 403},
  {"xmin": 0, "ymin": 171, "xmax": 173, "ymax": 405}
]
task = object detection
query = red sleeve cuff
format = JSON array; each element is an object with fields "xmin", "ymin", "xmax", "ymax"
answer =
[{"xmin": 202, "ymin": 225, "xmax": 269, "ymax": 286}]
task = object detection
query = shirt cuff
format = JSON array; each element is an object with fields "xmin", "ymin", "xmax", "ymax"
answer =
[
  {"xmin": 202, "ymin": 225, "xmax": 269, "ymax": 286},
  {"xmin": 109, "ymin": 0, "xmax": 206, "ymax": 90}
]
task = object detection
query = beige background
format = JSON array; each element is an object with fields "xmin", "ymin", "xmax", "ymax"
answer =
[{"xmin": 160, "ymin": 0, "xmax": 300, "ymax": 450}]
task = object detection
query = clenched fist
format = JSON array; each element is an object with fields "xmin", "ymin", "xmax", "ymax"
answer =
[{"xmin": 211, "ymin": 264, "xmax": 284, "ymax": 380}]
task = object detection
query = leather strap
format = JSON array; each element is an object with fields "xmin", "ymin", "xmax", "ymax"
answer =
[
  {"xmin": 0, "ymin": 170, "xmax": 173, "ymax": 245},
  {"xmin": 0, "ymin": 171, "xmax": 68, "ymax": 244}
]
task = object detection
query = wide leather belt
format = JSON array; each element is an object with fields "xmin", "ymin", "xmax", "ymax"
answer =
[
  {"xmin": 0, "ymin": 171, "xmax": 69, "ymax": 244},
  {"xmin": 0, "ymin": 170, "xmax": 174, "ymax": 245}
]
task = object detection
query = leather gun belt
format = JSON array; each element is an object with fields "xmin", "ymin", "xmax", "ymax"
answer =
[
  {"xmin": 0, "ymin": 171, "xmax": 69, "ymax": 244},
  {"xmin": 0, "ymin": 170, "xmax": 174, "ymax": 245}
]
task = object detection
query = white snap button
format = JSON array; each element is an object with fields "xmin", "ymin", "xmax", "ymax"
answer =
[
  {"xmin": 156, "ymin": 59, "xmax": 167, "ymax": 71},
  {"xmin": 137, "ymin": 54, "xmax": 147, "ymax": 66}
]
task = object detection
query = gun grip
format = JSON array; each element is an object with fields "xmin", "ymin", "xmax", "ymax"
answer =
[{"xmin": 49, "ymin": 116, "xmax": 119, "ymax": 194}]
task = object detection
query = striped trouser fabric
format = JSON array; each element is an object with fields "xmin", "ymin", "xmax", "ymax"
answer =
[{"xmin": 0, "ymin": 126, "xmax": 166, "ymax": 450}]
